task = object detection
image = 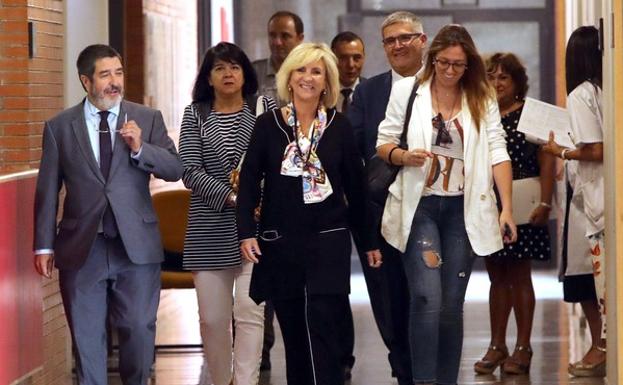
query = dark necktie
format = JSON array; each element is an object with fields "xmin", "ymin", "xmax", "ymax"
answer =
[
  {"xmin": 98, "ymin": 111, "xmax": 118, "ymax": 238},
  {"xmin": 341, "ymin": 88, "xmax": 352, "ymax": 113}
]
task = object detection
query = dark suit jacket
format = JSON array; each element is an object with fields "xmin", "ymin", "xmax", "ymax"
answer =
[
  {"xmin": 347, "ymin": 71, "xmax": 392, "ymax": 163},
  {"xmin": 34, "ymin": 99, "xmax": 183, "ymax": 270},
  {"xmin": 237, "ymin": 109, "xmax": 371, "ymax": 303}
]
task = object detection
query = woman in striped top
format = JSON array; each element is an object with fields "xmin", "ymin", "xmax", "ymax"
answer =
[{"xmin": 179, "ymin": 42, "xmax": 275, "ymax": 385}]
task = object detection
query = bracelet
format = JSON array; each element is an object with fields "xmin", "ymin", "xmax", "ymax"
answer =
[
  {"xmin": 388, "ymin": 146, "xmax": 400, "ymax": 166},
  {"xmin": 539, "ymin": 201, "xmax": 552, "ymax": 209},
  {"xmin": 560, "ymin": 149, "xmax": 570, "ymax": 160}
]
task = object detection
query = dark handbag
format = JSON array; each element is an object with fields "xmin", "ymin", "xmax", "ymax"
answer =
[{"xmin": 366, "ymin": 81, "xmax": 419, "ymax": 207}]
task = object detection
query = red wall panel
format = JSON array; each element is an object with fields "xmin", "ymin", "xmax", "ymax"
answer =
[{"xmin": 0, "ymin": 172, "xmax": 42, "ymax": 384}]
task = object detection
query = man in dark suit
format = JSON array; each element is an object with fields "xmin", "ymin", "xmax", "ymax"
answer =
[
  {"xmin": 347, "ymin": 12, "xmax": 427, "ymax": 385},
  {"xmin": 330, "ymin": 30, "xmax": 366, "ymax": 381},
  {"xmin": 33, "ymin": 44, "xmax": 183, "ymax": 385},
  {"xmin": 332, "ymin": 31, "xmax": 366, "ymax": 114}
]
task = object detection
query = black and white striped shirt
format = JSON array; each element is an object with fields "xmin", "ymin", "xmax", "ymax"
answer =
[{"xmin": 179, "ymin": 97, "xmax": 275, "ymax": 270}]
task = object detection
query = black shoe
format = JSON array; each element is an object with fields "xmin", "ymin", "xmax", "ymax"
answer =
[
  {"xmin": 343, "ymin": 365, "xmax": 352, "ymax": 381},
  {"xmin": 260, "ymin": 357, "xmax": 271, "ymax": 371}
]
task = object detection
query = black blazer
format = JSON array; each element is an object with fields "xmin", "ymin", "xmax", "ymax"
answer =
[
  {"xmin": 237, "ymin": 108, "xmax": 371, "ymax": 303},
  {"xmin": 347, "ymin": 71, "xmax": 393, "ymax": 163}
]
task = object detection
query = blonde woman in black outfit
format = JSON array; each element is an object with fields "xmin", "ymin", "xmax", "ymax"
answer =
[{"xmin": 237, "ymin": 42, "xmax": 382, "ymax": 385}]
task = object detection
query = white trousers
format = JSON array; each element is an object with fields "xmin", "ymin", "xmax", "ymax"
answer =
[{"xmin": 193, "ymin": 261, "xmax": 265, "ymax": 385}]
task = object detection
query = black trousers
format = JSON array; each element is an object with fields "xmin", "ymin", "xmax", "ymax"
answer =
[
  {"xmin": 354, "ymin": 234, "xmax": 412, "ymax": 384},
  {"xmin": 336, "ymin": 294, "xmax": 355, "ymax": 369},
  {"xmin": 273, "ymin": 293, "xmax": 345, "ymax": 385}
]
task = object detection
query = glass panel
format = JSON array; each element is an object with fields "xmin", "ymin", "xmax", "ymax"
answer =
[
  {"xmin": 144, "ymin": 2, "xmax": 197, "ymax": 133},
  {"xmin": 462, "ymin": 21, "xmax": 541, "ymax": 99},
  {"xmin": 361, "ymin": 0, "xmax": 545, "ymax": 10},
  {"xmin": 361, "ymin": 0, "xmax": 441, "ymax": 11},
  {"xmin": 479, "ymin": 0, "xmax": 546, "ymax": 8},
  {"xmin": 442, "ymin": 0, "xmax": 478, "ymax": 5}
]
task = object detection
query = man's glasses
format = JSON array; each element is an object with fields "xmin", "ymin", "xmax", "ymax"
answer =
[
  {"xmin": 382, "ymin": 33, "xmax": 422, "ymax": 47},
  {"xmin": 433, "ymin": 58, "xmax": 468, "ymax": 72},
  {"xmin": 432, "ymin": 113, "xmax": 453, "ymax": 146},
  {"xmin": 96, "ymin": 113, "xmax": 128, "ymax": 133}
]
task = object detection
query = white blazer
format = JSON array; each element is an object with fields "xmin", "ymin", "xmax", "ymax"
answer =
[{"xmin": 376, "ymin": 77, "xmax": 510, "ymax": 255}]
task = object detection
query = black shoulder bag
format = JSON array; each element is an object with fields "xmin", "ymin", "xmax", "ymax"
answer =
[{"xmin": 366, "ymin": 81, "xmax": 419, "ymax": 207}]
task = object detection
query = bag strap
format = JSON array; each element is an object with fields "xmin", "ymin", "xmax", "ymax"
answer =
[
  {"xmin": 246, "ymin": 94, "xmax": 259, "ymax": 115},
  {"xmin": 195, "ymin": 101, "xmax": 211, "ymax": 123},
  {"xmin": 399, "ymin": 80, "xmax": 420, "ymax": 148}
]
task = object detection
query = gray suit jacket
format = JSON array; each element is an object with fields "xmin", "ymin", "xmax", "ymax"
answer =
[{"xmin": 34, "ymin": 99, "xmax": 183, "ymax": 269}]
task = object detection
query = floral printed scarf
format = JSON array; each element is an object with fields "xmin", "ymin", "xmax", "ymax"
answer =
[{"xmin": 280, "ymin": 103, "xmax": 333, "ymax": 203}]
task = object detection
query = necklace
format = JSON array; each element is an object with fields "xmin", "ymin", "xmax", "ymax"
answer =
[
  {"xmin": 433, "ymin": 82, "xmax": 459, "ymax": 121},
  {"xmin": 432, "ymin": 83, "xmax": 459, "ymax": 146},
  {"xmin": 290, "ymin": 104, "xmax": 316, "ymax": 166}
]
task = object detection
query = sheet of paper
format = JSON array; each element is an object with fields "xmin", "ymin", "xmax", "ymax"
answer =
[{"xmin": 516, "ymin": 97, "xmax": 575, "ymax": 148}]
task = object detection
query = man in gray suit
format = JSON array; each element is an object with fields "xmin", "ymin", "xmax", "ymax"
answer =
[{"xmin": 33, "ymin": 44, "xmax": 183, "ymax": 385}]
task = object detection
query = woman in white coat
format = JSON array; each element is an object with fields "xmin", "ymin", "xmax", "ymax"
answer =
[
  {"xmin": 543, "ymin": 25, "xmax": 605, "ymax": 377},
  {"xmin": 376, "ymin": 24, "xmax": 517, "ymax": 385}
]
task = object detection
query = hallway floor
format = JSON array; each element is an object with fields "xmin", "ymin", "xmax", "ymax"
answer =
[{"xmin": 127, "ymin": 270, "xmax": 604, "ymax": 385}]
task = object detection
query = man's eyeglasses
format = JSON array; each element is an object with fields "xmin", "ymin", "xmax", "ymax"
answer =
[
  {"xmin": 95, "ymin": 113, "xmax": 128, "ymax": 133},
  {"xmin": 432, "ymin": 113, "xmax": 453, "ymax": 146},
  {"xmin": 382, "ymin": 33, "xmax": 422, "ymax": 47},
  {"xmin": 433, "ymin": 58, "xmax": 468, "ymax": 72}
]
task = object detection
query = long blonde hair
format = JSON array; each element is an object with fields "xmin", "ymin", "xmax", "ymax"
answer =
[{"xmin": 420, "ymin": 24, "xmax": 493, "ymax": 132}]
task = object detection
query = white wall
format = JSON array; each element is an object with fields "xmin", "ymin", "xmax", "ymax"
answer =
[
  {"xmin": 565, "ymin": 0, "xmax": 602, "ymax": 38},
  {"xmin": 63, "ymin": 0, "xmax": 109, "ymax": 108}
]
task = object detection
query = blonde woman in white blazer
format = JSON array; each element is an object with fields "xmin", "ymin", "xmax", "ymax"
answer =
[{"xmin": 376, "ymin": 25, "xmax": 517, "ymax": 385}]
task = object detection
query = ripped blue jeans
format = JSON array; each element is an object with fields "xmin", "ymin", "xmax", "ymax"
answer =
[{"xmin": 402, "ymin": 195, "xmax": 474, "ymax": 385}]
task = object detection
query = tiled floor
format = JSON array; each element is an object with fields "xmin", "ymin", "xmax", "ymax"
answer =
[{"xmin": 109, "ymin": 270, "xmax": 604, "ymax": 385}]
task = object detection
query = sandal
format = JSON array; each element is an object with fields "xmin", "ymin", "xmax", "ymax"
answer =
[
  {"xmin": 474, "ymin": 345, "xmax": 509, "ymax": 374},
  {"xmin": 568, "ymin": 345, "xmax": 606, "ymax": 377},
  {"xmin": 502, "ymin": 345, "xmax": 532, "ymax": 375}
]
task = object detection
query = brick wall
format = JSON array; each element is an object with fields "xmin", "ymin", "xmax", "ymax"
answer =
[
  {"xmin": 0, "ymin": 0, "xmax": 71, "ymax": 384},
  {"xmin": 0, "ymin": 0, "xmax": 31, "ymax": 174},
  {"xmin": 0, "ymin": 0, "xmax": 63, "ymax": 175},
  {"xmin": 27, "ymin": 1, "xmax": 71, "ymax": 382}
]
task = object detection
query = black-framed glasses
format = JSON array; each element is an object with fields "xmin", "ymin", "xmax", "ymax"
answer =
[
  {"xmin": 432, "ymin": 113, "xmax": 453, "ymax": 146},
  {"xmin": 382, "ymin": 33, "xmax": 422, "ymax": 47},
  {"xmin": 433, "ymin": 58, "xmax": 468, "ymax": 72}
]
